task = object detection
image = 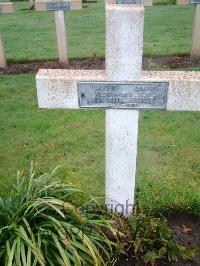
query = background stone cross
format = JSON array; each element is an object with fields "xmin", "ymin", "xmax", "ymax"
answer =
[
  {"xmin": 47, "ymin": 2, "xmax": 70, "ymax": 64},
  {"xmin": 191, "ymin": 0, "xmax": 200, "ymax": 57},
  {"xmin": 0, "ymin": 33, "xmax": 6, "ymax": 68}
]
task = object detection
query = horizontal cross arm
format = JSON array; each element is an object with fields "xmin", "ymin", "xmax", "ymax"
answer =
[{"xmin": 36, "ymin": 69, "xmax": 200, "ymax": 112}]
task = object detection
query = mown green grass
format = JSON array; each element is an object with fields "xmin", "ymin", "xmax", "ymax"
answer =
[
  {"xmin": 0, "ymin": 74, "xmax": 200, "ymax": 215},
  {"xmin": 0, "ymin": 1, "xmax": 195, "ymax": 61},
  {"xmin": 0, "ymin": 74, "xmax": 105, "ymax": 196}
]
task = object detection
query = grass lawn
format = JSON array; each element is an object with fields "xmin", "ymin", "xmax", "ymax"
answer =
[
  {"xmin": 0, "ymin": 1, "xmax": 195, "ymax": 62},
  {"xmin": 0, "ymin": 74, "xmax": 200, "ymax": 215}
]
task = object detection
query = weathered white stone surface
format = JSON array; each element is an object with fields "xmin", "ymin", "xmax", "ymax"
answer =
[
  {"xmin": 54, "ymin": 11, "xmax": 68, "ymax": 64},
  {"xmin": 176, "ymin": 0, "xmax": 189, "ymax": 4},
  {"xmin": 105, "ymin": 0, "xmax": 115, "ymax": 6},
  {"xmin": 141, "ymin": 0, "xmax": 153, "ymax": 6},
  {"xmin": 35, "ymin": 1, "xmax": 46, "ymax": 11},
  {"xmin": 105, "ymin": 5, "xmax": 144, "ymax": 215},
  {"xmin": 36, "ymin": 70, "xmax": 104, "ymax": 108},
  {"xmin": 0, "ymin": 2, "xmax": 14, "ymax": 13},
  {"xmin": 0, "ymin": 34, "xmax": 6, "ymax": 68},
  {"xmin": 70, "ymin": 0, "xmax": 82, "ymax": 9},
  {"xmin": 36, "ymin": 69, "xmax": 200, "ymax": 112},
  {"xmin": 105, "ymin": 109, "xmax": 138, "ymax": 214},
  {"xmin": 106, "ymin": 5, "xmax": 144, "ymax": 81},
  {"xmin": 143, "ymin": 71, "xmax": 200, "ymax": 111},
  {"xmin": 191, "ymin": 4, "xmax": 200, "ymax": 58}
]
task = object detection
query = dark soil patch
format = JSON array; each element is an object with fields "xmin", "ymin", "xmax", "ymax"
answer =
[
  {"xmin": 115, "ymin": 214, "xmax": 200, "ymax": 266},
  {"xmin": 167, "ymin": 215, "xmax": 200, "ymax": 266},
  {"xmin": 0, "ymin": 58, "xmax": 105, "ymax": 75},
  {"xmin": 143, "ymin": 55, "xmax": 200, "ymax": 70},
  {"xmin": 0, "ymin": 55, "xmax": 200, "ymax": 75}
]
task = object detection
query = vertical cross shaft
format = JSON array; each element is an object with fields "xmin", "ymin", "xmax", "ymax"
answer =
[
  {"xmin": 54, "ymin": 10, "xmax": 68, "ymax": 64},
  {"xmin": 105, "ymin": 5, "xmax": 144, "ymax": 215},
  {"xmin": 191, "ymin": 4, "xmax": 200, "ymax": 58},
  {"xmin": 0, "ymin": 33, "xmax": 6, "ymax": 68}
]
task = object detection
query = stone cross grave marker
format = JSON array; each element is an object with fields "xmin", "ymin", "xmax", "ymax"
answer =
[
  {"xmin": 36, "ymin": 4, "xmax": 200, "ymax": 216},
  {"xmin": 0, "ymin": 2, "xmax": 14, "ymax": 14},
  {"xmin": 0, "ymin": 33, "xmax": 6, "ymax": 68},
  {"xmin": 190, "ymin": 0, "xmax": 200, "ymax": 58},
  {"xmin": 47, "ymin": 2, "xmax": 69, "ymax": 64}
]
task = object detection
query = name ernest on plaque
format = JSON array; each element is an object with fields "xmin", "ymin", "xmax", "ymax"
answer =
[{"xmin": 78, "ymin": 81, "xmax": 169, "ymax": 110}]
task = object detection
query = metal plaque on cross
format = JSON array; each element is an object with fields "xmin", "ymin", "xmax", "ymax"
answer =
[
  {"xmin": 78, "ymin": 81, "xmax": 168, "ymax": 110},
  {"xmin": 47, "ymin": 2, "xmax": 70, "ymax": 11},
  {"xmin": 116, "ymin": 0, "xmax": 141, "ymax": 4}
]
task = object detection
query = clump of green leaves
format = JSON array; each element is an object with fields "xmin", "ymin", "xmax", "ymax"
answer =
[
  {"xmin": 0, "ymin": 164, "xmax": 122, "ymax": 265},
  {"xmin": 129, "ymin": 211, "xmax": 196, "ymax": 265}
]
